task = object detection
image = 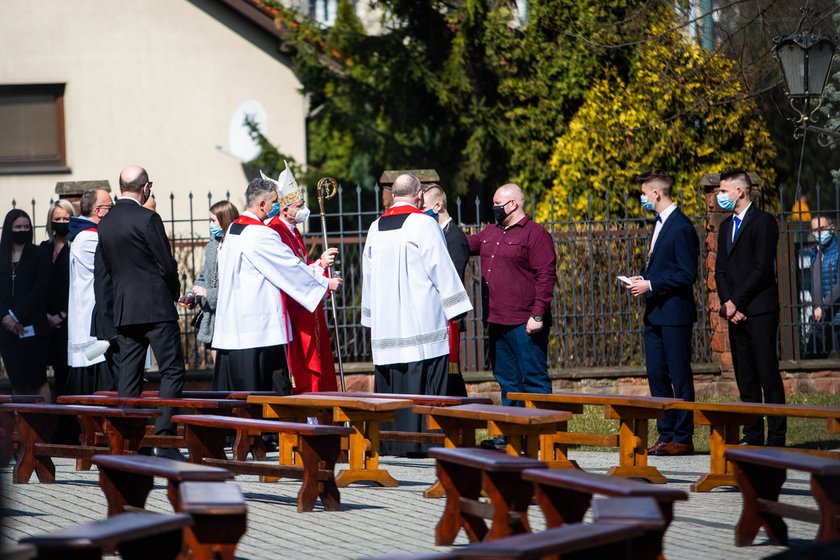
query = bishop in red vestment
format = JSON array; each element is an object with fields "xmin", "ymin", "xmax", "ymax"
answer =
[{"xmin": 265, "ymin": 163, "xmax": 338, "ymax": 393}]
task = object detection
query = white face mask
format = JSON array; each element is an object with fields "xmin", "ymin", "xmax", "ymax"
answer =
[{"xmin": 293, "ymin": 205, "xmax": 311, "ymax": 224}]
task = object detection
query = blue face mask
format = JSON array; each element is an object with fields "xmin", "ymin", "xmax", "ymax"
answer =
[
  {"xmin": 266, "ymin": 201, "xmax": 280, "ymax": 219},
  {"xmin": 209, "ymin": 224, "xmax": 223, "ymax": 240},
  {"xmin": 640, "ymin": 195, "xmax": 656, "ymax": 212},
  {"xmin": 817, "ymin": 231, "xmax": 833, "ymax": 245},
  {"xmin": 424, "ymin": 208, "xmax": 439, "ymax": 220},
  {"xmin": 716, "ymin": 192, "xmax": 736, "ymax": 212}
]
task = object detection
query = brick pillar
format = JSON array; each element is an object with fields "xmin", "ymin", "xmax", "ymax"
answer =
[{"xmin": 700, "ymin": 172, "xmax": 762, "ymax": 376}]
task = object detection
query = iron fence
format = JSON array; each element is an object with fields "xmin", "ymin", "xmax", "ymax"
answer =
[{"xmin": 7, "ymin": 182, "xmax": 837, "ymax": 373}]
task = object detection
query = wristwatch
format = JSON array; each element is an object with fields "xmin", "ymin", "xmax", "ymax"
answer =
[{"xmin": 531, "ymin": 315, "xmax": 543, "ymax": 322}]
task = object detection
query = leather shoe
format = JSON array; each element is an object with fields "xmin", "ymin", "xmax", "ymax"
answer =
[
  {"xmin": 655, "ymin": 441, "xmax": 694, "ymax": 456},
  {"xmin": 151, "ymin": 447, "xmax": 187, "ymax": 462},
  {"xmin": 647, "ymin": 441, "xmax": 667, "ymax": 454}
]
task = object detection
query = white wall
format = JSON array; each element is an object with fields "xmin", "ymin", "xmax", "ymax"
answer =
[{"xmin": 0, "ymin": 0, "xmax": 307, "ymax": 234}]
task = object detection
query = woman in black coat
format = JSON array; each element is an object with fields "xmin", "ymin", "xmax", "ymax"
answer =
[
  {"xmin": 0, "ymin": 209, "xmax": 51, "ymax": 400},
  {"xmin": 40, "ymin": 200, "xmax": 74, "ymax": 398}
]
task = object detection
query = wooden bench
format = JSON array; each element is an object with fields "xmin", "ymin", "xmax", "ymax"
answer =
[
  {"xmin": 370, "ymin": 511, "xmax": 663, "ymax": 559},
  {"xmin": 58, "ymin": 395, "xmax": 249, "ymax": 467},
  {"xmin": 248, "ymin": 394, "xmax": 413, "ymax": 487},
  {"xmin": 724, "ymin": 448, "xmax": 840, "ymax": 547},
  {"xmin": 172, "ymin": 413, "xmax": 352, "ymax": 512},
  {"xmin": 313, "ymin": 391, "xmax": 493, "ymax": 445},
  {"xmin": 90, "ymin": 454, "xmax": 234, "ymax": 515},
  {"xmin": 179, "ymin": 481, "xmax": 248, "ymax": 560},
  {"xmin": 0, "ymin": 395, "xmax": 45, "ymax": 466},
  {"xmin": 19, "ymin": 512, "xmax": 192, "ymax": 560},
  {"xmin": 521, "ymin": 468, "xmax": 687, "ymax": 531},
  {"xmin": 509, "ymin": 392, "xmax": 679, "ymax": 482},
  {"xmin": 428, "ymin": 447, "xmax": 547, "ymax": 545},
  {"xmin": 669, "ymin": 401, "xmax": 840, "ymax": 492},
  {"xmin": 413, "ymin": 404, "xmax": 571, "ymax": 498},
  {"xmin": 0, "ymin": 403, "xmax": 159, "ymax": 484},
  {"xmin": 94, "ymin": 391, "xmax": 274, "ymax": 461}
]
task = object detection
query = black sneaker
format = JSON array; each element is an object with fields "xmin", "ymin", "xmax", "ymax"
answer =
[{"xmin": 479, "ymin": 436, "xmax": 507, "ymax": 451}]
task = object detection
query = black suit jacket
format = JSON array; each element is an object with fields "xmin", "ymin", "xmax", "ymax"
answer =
[
  {"xmin": 715, "ymin": 204, "xmax": 779, "ymax": 316},
  {"xmin": 97, "ymin": 199, "xmax": 180, "ymax": 327},
  {"xmin": 443, "ymin": 220, "xmax": 469, "ymax": 284},
  {"xmin": 90, "ymin": 244, "xmax": 116, "ymax": 340},
  {"xmin": 39, "ymin": 240, "xmax": 69, "ymax": 316},
  {"xmin": 642, "ymin": 208, "xmax": 698, "ymax": 326}
]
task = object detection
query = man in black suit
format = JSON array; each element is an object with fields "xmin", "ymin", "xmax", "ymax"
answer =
[
  {"xmin": 626, "ymin": 170, "xmax": 699, "ymax": 456},
  {"xmin": 422, "ymin": 184, "xmax": 469, "ymax": 396},
  {"xmin": 98, "ymin": 165, "xmax": 185, "ymax": 447},
  {"xmin": 715, "ymin": 169, "xmax": 786, "ymax": 446}
]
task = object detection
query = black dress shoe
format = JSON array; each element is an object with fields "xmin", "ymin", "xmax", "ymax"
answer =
[{"xmin": 152, "ymin": 447, "xmax": 187, "ymax": 462}]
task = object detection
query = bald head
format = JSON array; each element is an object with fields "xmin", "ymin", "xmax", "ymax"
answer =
[
  {"xmin": 392, "ymin": 174, "xmax": 423, "ymax": 198},
  {"xmin": 492, "ymin": 183, "xmax": 526, "ymax": 227},
  {"xmin": 119, "ymin": 165, "xmax": 150, "ymax": 194}
]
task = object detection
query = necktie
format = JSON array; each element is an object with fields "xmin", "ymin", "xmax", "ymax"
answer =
[{"xmin": 733, "ymin": 216, "xmax": 741, "ymax": 241}]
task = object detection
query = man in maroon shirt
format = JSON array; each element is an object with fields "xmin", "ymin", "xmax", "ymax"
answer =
[{"xmin": 468, "ymin": 183, "xmax": 557, "ymax": 422}]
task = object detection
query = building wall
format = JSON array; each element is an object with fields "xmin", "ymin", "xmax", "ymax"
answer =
[{"xmin": 0, "ymin": 0, "xmax": 306, "ymax": 229}]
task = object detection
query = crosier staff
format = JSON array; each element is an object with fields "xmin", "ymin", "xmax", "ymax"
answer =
[{"xmin": 317, "ymin": 177, "xmax": 346, "ymax": 391}]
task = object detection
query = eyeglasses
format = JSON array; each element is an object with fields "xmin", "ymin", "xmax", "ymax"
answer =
[
  {"xmin": 146, "ymin": 182, "xmax": 153, "ymax": 190},
  {"xmin": 95, "ymin": 204, "xmax": 114, "ymax": 210}
]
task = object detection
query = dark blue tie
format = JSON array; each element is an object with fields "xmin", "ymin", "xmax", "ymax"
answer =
[{"xmin": 733, "ymin": 216, "xmax": 741, "ymax": 240}]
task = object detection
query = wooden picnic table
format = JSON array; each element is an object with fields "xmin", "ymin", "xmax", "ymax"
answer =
[
  {"xmin": 509, "ymin": 392, "xmax": 678, "ymax": 483},
  {"xmin": 669, "ymin": 401, "xmax": 840, "ymax": 492},
  {"xmin": 312, "ymin": 392, "xmax": 493, "ymax": 445},
  {"xmin": 247, "ymin": 394, "xmax": 413, "ymax": 487},
  {"xmin": 413, "ymin": 403, "xmax": 572, "ymax": 498}
]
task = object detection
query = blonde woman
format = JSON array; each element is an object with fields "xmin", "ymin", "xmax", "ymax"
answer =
[{"xmin": 41, "ymin": 199, "xmax": 76, "ymax": 399}]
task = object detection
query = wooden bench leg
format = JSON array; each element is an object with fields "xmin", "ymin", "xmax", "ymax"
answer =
[
  {"xmin": 812, "ymin": 473, "xmax": 840, "ymax": 542},
  {"xmin": 692, "ymin": 422, "xmax": 741, "ymax": 492},
  {"xmin": 435, "ymin": 461, "xmax": 487, "ymax": 545},
  {"xmin": 76, "ymin": 417, "xmax": 101, "ymax": 471},
  {"xmin": 118, "ymin": 527, "xmax": 185, "ymax": 560},
  {"xmin": 297, "ymin": 434, "xmax": 342, "ymax": 513},
  {"xmin": 606, "ymin": 417, "xmax": 667, "ymax": 484},
  {"xmin": 423, "ymin": 426, "xmax": 461, "ymax": 499},
  {"xmin": 483, "ymin": 471, "xmax": 535, "ymax": 541},
  {"xmin": 184, "ymin": 425, "xmax": 228, "ymax": 465},
  {"xmin": 104, "ymin": 417, "xmax": 150, "ymax": 455},
  {"xmin": 98, "ymin": 468, "xmax": 155, "ymax": 516},
  {"xmin": 183, "ymin": 513, "xmax": 246, "ymax": 560},
  {"xmin": 13, "ymin": 413, "xmax": 56, "ymax": 484},
  {"xmin": 732, "ymin": 461, "xmax": 787, "ymax": 546},
  {"xmin": 533, "ymin": 485, "xmax": 592, "ymax": 528},
  {"xmin": 335, "ymin": 419, "xmax": 398, "ymax": 488}
]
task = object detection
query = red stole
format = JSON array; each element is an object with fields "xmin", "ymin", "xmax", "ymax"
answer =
[
  {"xmin": 234, "ymin": 215, "xmax": 266, "ymax": 226},
  {"xmin": 381, "ymin": 204, "xmax": 426, "ymax": 217}
]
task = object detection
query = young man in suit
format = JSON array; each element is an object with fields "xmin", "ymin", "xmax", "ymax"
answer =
[
  {"xmin": 626, "ymin": 169, "xmax": 699, "ymax": 456},
  {"xmin": 715, "ymin": 169, "xmax": 786, "ymax": 446},
  {"xmin": 98, "ymin": 166, "xmax": 185, "ymax": 456},
  {"xmin": 422, "ymin": 184, "xmax": 469, "ymax": 396}
]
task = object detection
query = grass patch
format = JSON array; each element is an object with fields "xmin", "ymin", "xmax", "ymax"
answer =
[{"xmin": 476, "ymin": 394, "xmax": 840, "ymax": 453}]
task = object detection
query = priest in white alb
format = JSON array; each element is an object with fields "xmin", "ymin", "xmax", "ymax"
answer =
[
  {"xmin": 361, "ymin": 173, "xmax": 473, "ymax": 456},
  {"xmin": 212, "ymin": 177, "xmax": 342, "ymax": 393},
  {"xmin": 66, "ymin": 187, "xmax": 116, "ymax": 394}
]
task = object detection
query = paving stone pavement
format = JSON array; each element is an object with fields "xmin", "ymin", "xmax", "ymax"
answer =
[{"xmin": 0, "ymin": 450, "xmax": 825, "ymax": 559}]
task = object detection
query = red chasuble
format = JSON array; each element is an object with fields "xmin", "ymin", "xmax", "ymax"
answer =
[{"xmin": 267, "ymin": 217, "xmax": 338, "ymax": 393}]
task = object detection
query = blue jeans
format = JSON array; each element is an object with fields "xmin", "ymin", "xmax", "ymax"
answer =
[{"xmin": 488, "ymin": 322, "xmax": 551, "ymax": 406}]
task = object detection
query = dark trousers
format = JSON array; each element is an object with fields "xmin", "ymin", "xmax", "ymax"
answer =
[
  {"xmin": 114, "ymin": 321, "xmax": 185, "ymax": 435},
  {"xmin": 488, "ymin": 322, "xmax": 551, "ymax": 407},
  {"xmin": 729, "ymin": 312, "xmax": 787, "ymax": 445},
  {"xmin": 644, "ymin": 324, "xmax": 695, "ymax": 443},
  {"xmin": 375, "ymin": 354, "xmax": 449, "ymax": 456}
]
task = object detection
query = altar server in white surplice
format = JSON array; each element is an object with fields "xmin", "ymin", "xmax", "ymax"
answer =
[
  {"xmin": 361, "ymin": 173, "xmax": 473, "ymax": 457},
  {"xmin": 212, "ymin": 177, "xmax": 342, "ymax": 393},
  {"xmin": 66, "ymin": 187, "xmax": 116, "ymax": 394}
]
